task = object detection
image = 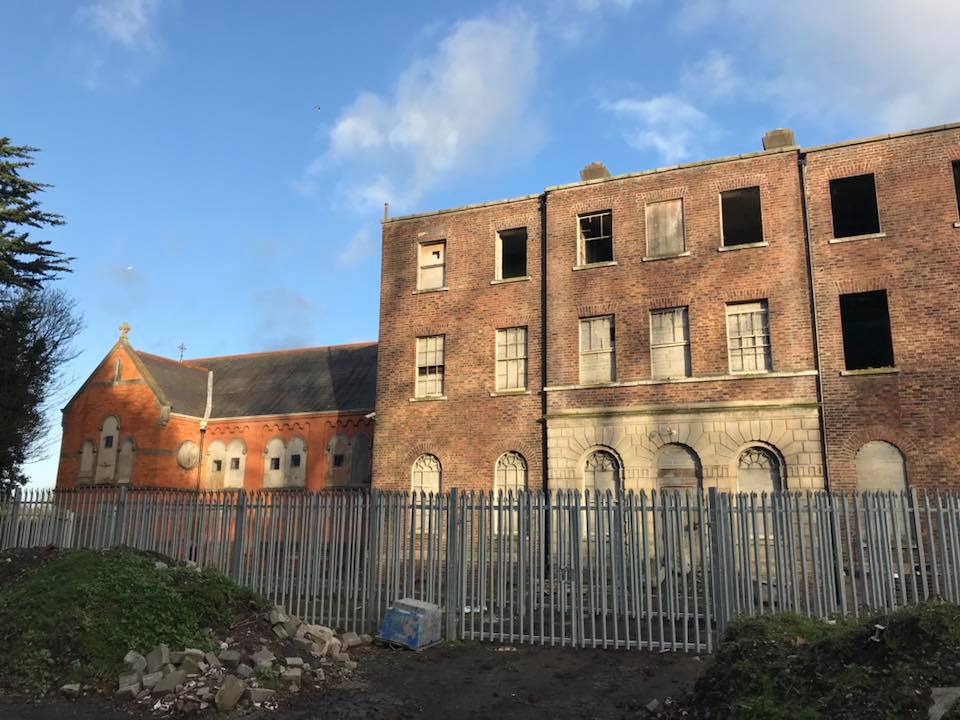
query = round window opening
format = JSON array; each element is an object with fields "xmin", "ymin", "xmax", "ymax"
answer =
[{"xmin": 177, "ymin": 440, "xmax": 200, "ymax": 469}]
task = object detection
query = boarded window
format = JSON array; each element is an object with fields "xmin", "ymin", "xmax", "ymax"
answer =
[
  {"xmin": 737, "ymin": 447, "xmax": 783, "ymax": 494},
  {"xmin": 656, "ymin": 444, "xmax": 702, "ymax": 493},
  {"xmin": 349, "ymin": 432, "xmax": 372, "ymax": 486},
  {"xmin": 497, "ymin": 228, "xmax": 527, "ymax": 280},
  {"xmin": 225, "ymin": 439, "xmax": 245, "ymax": 488},
  {"xmin": 416, "ymin": 335, "xmax": 445, "ymax": 397},
  {"xmin": 496, "ymin": 326, "xmax": 527, "ymax": 391},
  {"xmin": 584, "ymin": 450, "xmax": 620, "ymax": 495},
  {"xmin": 412, "ymin": 454, "xmax": 441, "ymax": 495},
  {"xmin": 206, "ymin": 440, "xmax": 226, "ymax": 490},
  {"xmin": 264, "ymin": 438, "xmax": 285, "ymax": 487},
  {"xmin": 287, "ymin": 437, "xmax": 306, "ymax": 487},
  {"xmin": 855, "ymin": 441, "xmax": 906, "ymax": 492},
  {"xmin": 726, "ymin": 301, "xmax": 771, "ymax": 373},
  {"xmin": 95, "ymin": 416, "xmax": 119, "ymax": 483},
  {"xmin": 953, "ymin": 160, "xmax": 960, "ymax": 219},
  {"xmin": 579, "ymin": 316, "xmax": 615, "ymax": 384},
  {"xmin": 645, "ymin": 199, "xmax": 685, "ymax": 258},
  {"xmin": 650, "ymin": 307, "xmax": 690, "ymax": 379},
  {"xmin": 721, "ymin": 186, "xmax": 763, "ymax": 246},
  {"xmin": 418, "ymin": 240, "xmax": 446, "ymax": 290},
  {"xmin": 117, "ymin": 439, "xmax": 135, "ymax": 484},
  {"xmin": 578, "ymin": 211, "xmax": 613, "ymax": 264},
  {"xmin": 79, "ymin": 441, "xmax": 96, "ymax": 481},
  {"xmin": 495, "ymin": 452, "xmax": 527, "ymax": 495},
  {"xmin": 839, "ymin": 290, "xmax": 894, "ymax": 370},
  {"xmin": 830, "ymin": 174, "xmax": 880, "ymax": 238}
]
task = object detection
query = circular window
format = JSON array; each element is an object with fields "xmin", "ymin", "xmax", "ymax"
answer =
[{"xmin": 177, "ymin": 441, "xmax": 200, "ymax": 469}]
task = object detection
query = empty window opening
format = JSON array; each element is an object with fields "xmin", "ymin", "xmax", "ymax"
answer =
[
  {"xmin": 104, "ymin": 435, "xmax": 114, "ymax": 449},
  {"xmin": 839, "ymin": 290, "xmax": 894, "ymax": 370},
  {"xmin": 230, "ymin": 457, "xmax": 240, "ymax": 470},
  {"xmin": 496, "ymin": 326, "xmax": 527, "ymax": 391},
  {"xmin": 721, "ymin": 186, "xmax": 764, "ymax": 246},
  {"xmin": 830, "ymin": 174, "xmax": 880, "ymax": 238},
  {"xmin": 579, "ymin": 316, "xmax": 615, "ymax": 384},
  {"xmin": 270, "ymin": 457, "xmax": 281, "ymax": 471},
  {"xmin": 416, "ymin": 335, "xmax": 445, "ymax": 397},
  {"xmin": 726, "ymin": 301, "xmax": 772, "ymax": 373},
  {"xmin": 212, "ymin": 460, "xmax": 223, "ymax": 472},
  {"xmin": 650, "ymin": 307, "xmax": 691, "ymax": 379},
  {"xmin": 953, "ymin": 160, "xmax": 960, "ymax": 219},
  {"xmin": 578, "ymin": 211, "xmax": 613, "ymax": 264},
  {"xmin": 333, "ymin": 454, "xmax": 344, "ymax": 468},
  {"xmin": 418, "ymin": 240, "xmax": 446, "ymax": 290},
  {"xmin": 497, "ymin": 228, "xmax": 527, "ymax": 279},
  {"xmin": 290, "ymin": 453, "xmax": 301, "ymax": 468},
  {"xmin": 645, "ymin": 198, "xmax": 685, "ymax": 258}
]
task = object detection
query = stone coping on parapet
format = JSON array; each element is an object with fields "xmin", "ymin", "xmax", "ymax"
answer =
[{"xmin": 382, "ymin": 120, "xmax": 960, "ymax": 226}]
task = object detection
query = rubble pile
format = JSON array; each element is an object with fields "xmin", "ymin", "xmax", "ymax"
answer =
[{"xmin": 60, "ymin": 605, "xmax": 372, "ymax": 714}]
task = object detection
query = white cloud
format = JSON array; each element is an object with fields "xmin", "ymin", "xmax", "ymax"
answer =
[
  {"xmin": 672, "ymin": 0, "xmax": 960, "ymax": 130},
  {"xmin": 545, "ymin": 0, "xmax": 642, "ymax": 45},
  {"xmin": 302, "ymin": 9, "xmax": 541, "ymax": 214},
  {"xmin": 606, "ymin": 95, "xmax": 710, "ymax": 163},
  {"xmin": 681, "ymin": 50, "xmax": 740, "ymax": 99},
  {"xmin": 338, "ymin": 228, "xmax": 374, "ymax": 266},
  {"xmin": 77, "ymin": 0, "xmax": 163, "ymax": 51}
]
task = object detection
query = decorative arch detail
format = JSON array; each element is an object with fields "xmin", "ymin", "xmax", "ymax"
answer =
[
  {"xmin": 411, "ymin": 454, "xmax": 441, "ymax": 495},
  {"xmin": 495, "ymin": 452, "xmax": 528, "ymax": 495}
]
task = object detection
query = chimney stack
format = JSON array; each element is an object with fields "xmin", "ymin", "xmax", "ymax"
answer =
[
  {"xmin": 762, "ymin": 128, "xmax": 797, "ymax": 150},
  {"xmin": 580, "ymin": 161, "xmax": 611, "ymax": 182}
]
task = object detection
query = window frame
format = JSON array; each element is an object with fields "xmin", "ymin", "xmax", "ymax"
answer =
[
  {"xmin": 495, "ymin": 326, "xmax": 528, "ymax": 392},
  {"xmin": 829, "ymin": 173, "xmax": 882, "ymax": 240},
  {"xmin": 839, "ymin": 290, "xmax": 896, "ymax": 371},
  {"xmin": 576, "ymin": 210, "xmax": 614, "ymax": 266},
  {"xmin": 579, "ymin": 315, "xmax": 616, "ymax": 385},
  {"xmin": 417, "ymin": 239, "xmax": 447, "ymax": 291},
  {"xmin": 719, "ymin": 186, "xmax": 765, "ymax": 248},
  {"xmin": 649, "ymin": 306, "xmax": 691, "ymax": 379},
  {"xmin": 726, "ymin": 300, "xmax": 772, "ymax": 374},
  {"xmin": 644, "ymin": 198, "xmax": 687, "ymax": 259},
  {"xmin": 495, "ymin": 227, "xmax": 528, "ymax": 281},
  {"xmin": 415, "ymin": 335, "xmax": 446, "ymax": 398}
]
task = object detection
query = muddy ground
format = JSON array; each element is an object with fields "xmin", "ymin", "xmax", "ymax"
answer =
[{"xmin": 0, "ymin": 641, "xmax": 704, "ymax": 720}]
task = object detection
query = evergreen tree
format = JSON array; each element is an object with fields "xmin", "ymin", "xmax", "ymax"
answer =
[{"xmin": 0, "ymin": 138, "xmax": 71, "ymax": 289}]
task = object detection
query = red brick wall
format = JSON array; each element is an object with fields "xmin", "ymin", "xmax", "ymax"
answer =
[
  {"xmin": 373, "ymin": 197, "xmax": 544, "ymax": 491},
  {"xmin": 805, "ymin": 126, "xmax": 960, "ymax": 490}
]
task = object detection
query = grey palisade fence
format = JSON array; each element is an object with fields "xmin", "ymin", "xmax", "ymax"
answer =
[{"xmin": 3, "ymin": 487, "xmax": 960, "ymax": 653}]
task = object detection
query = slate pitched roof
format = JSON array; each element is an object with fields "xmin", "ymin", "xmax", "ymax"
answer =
[{"xmin": 133, "ymin": 343, "xmax": 377, "ymax": 418}]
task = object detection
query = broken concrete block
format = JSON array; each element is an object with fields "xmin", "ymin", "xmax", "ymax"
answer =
[
  {"xmin": 218, "ymin": 649, "xmax": 242, "ymax": 666},
  {"xmin": 304, "ymin": 624, "xmax": 333, "ymax": 643},
  {"xmin": 340, "ymin": 631, "xmax": 361, "ymax": 648},
  {"xmin": 141, "ymin": 671, "xmax": 163, "ymax": 689},
  {"xmin": 152, "ymin": 670, "xmax": 185, "ymax": 695},
  {"xmin": 124, "ymin": 650, "xmax": 147, "ymax": 673},
  {"xmin": 170, "ymin": 650, "xmax": 185, "ymax": 665},
  {"xmin": 284, "ymin": 657, "xmax": 304, "ymax": 668},
  {"xmin": 215, "ymin": 675, "xmax": 246, "ymax": 712},
  {"xmin": 145, "ymin": 644, "xmax": 170, "ymax": 674},
  {"xmin": 118, "ymin": 672, "xmax": 140, "ymax": 690},
  {"xmin": 204, "ymin": 651, "xmax": 221, "ymax": 668},
  {"xmin": 293, "ymin": 638, "xmax": 314, "ymax": 654},
  {"xmin": 248, "ymin": 687, "xmax": 276, "ymax": 705},
  {"xmin": 359, "ymin": 633, "xmax": 373, "ymax": 644},
  {"xmin": 236, "ymin": 663, "xmax": 254, "ymax": 679},
  {"xmin": 116, "ymin": 681, "xmax": 140, "ymax": 700},
  {"xmin": 269, "ymin": 607, "xmax": 288, "ymax": 625},
  {"xmin": 181, "ymin": 657, "xmax": 202, "ymax": 676},
  {"xmin": 60, "ymin": 683, "xmax": 81, "ymax": 698},
  {"xmin": 184, "ymin": 648, "xmax": 204, "ymax": 662},
  {"xmin": 344, "ymin": 660, "xmax": 358, "ymax": 671},
  {"xmin": 272, "ymin": 624, "xmax": 289, "ymax": 640},
  {"xmin": 251, "ymin": 648, "xmax": 275, "ymax": 666},
  {"xmin": 280, "ymin": 667, "xmax": 302, "ymax": 686}
]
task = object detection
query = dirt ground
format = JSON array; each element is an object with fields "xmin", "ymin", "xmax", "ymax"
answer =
[{"xmin": 0, "ymin": 641, "xmax": 704, "ymax": 720}]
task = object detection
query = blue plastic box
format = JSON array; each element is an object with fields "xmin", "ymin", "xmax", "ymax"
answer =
[{"xmin": 378, "ymin": 598, "xmax": 442, "ymax": 650}]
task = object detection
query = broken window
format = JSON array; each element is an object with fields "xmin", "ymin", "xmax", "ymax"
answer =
[
  {"xmin": 953, "ymin": 160, "xmax": 960, "ymax": 219},
  {"xmin": 213, "ymin": 459, "xmax": 223, "ymax": 472},
  {"xmin": 333, "ymin": 453, "xmax": 344, "ymax": 468},
  {"xmin": 645, "ymin": 199, "xmax": 685, "ymax": 258},
  {"xmin": 230, "ymin": 457, "xmax": 240, "ymax": 470},
  {"xmin": 416, "ymin": 335, "xmax": 445, "ymax": 397},
  {"xmin": 270, "ymin": 457, "xmax": 281, "ymax": 471},
  {"xmin": 104, "ymin": 435, "xmax": 114, "ymax": 449},
  {"xmin": 418, "ymin": 240, "xmax": 446, "ymax": 290},
  {"xmin": 578, "ymin": 211, "xmax": 613, "ymax": 264},
  {"xmin": 726, "ymin": 301, "xmax": 772, "ymax": 373},
  {"xmin": 839, "ymin": 290, "xmax": 895, "ymax": 370},
  {"xmin": 830, "ymin": 174, "xmax": 880, "ymax": 238},
  {"xmin": 496, "ymin": 326, "xmax": 527, "ymax": 391},
  {"xmin": 721, "ymin": 186, "xmax": 763, "ymax": 246},
  {"xmin": 497, "ymin": 228, "xmax": 527, "ymax": 280},
  {"xmin": 650, "ymin": 307, "xmax": 691, "ymax": 379},
  {"xmin": 579, "ymin": 316, "xmax": 615, "ymax": 384}
]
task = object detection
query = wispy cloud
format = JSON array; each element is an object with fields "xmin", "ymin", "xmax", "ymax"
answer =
[
  {"xmin": 338, "ymin": 228, "xmax": 374, "ymax": 266},
  {"xmin": 605, "ymin": 94, "xmax": 711, "ymax": 163},
  {"xmin": 77, "ymin": 0, "xmax": 164, "ymax": 51},
  {"xmin": 544, "ymin": 0, "xmax": 642, "ymax": 44}
]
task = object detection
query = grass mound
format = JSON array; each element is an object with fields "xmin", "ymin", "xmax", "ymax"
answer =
[
  {"xmin": 0, "ymin": 547, "xmax": 267, "ymax": 694},
  {"xmin": 692, "ymin": 602, "xmax": 960, "ymax": 719}
]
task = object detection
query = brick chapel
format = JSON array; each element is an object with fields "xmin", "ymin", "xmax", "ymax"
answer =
[{"xmin": 57, "ymin": 121, "xmax": 960, "ymax": 495}]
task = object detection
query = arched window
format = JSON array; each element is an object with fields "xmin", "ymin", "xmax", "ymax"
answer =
[
  {"xmin": 495, "ymin": 452, "xmax": 527, "ymax": 496},
  {"xmin": 79, "ymin": 441, "xmax": 96, "ymax": 482},
  {"xmin": 206, "ymin": 440, "xmax": 226, "ymax": 490},
  {"xmin": 656, "ymin": 443, "xmax": 702, "ymax": 494},
  {"xmin": 412, "ymin": 454, "xmax": 441, "ymax": 495},
  {"xmin": 349, "ymin": 432, "xmax": 372, "ymax": 486},
  {"xmin": 856, "ymin": 441, "xmax": 907, "ymax": 492},
  {"xmin": 95, "ymin": 416, "xmax": 120, "ymax": 483},
  {"xmin": 326, "ymin": 433, "xmax": 351, "ymax": 487},
  {"xmin": 584, "ymin": 449, "xmax": 620, "ymax": 495},
  {"xmin": 116, "ymin": 438, "xmax": 135, "ymax": 484},
  {"xmin": 263, "ymin": 438, "xmax": 286, "ymax": 488},
  {"xmin": 287, "ymin": 436, "xmax": 306, "ymax": 487},
  {"xmin": 225, "ymin": 439, "xmax": 246, "ymax": 489},
  {"xmin": 737, "ymin": 446, "xmax": 783, "ymax": 494}
]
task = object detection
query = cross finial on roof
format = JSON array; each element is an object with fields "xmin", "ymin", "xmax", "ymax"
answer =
[{"xmin": 119, "ymin": 322, "xmax": 131, "ymax": 340}]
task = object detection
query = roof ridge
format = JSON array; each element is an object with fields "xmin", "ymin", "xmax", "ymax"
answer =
[
  {"xmin": 136, "ymin": 350, "xmax": 210, "ymax": 372},
  {"xmin": 189, "ymin": 341, "xmax": 377, "ymax": 363}
]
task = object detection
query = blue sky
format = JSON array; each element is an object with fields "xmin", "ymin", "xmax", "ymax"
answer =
[{"xmin": 6, "ymin": 0, "xmax": 957, "ymax": 486}]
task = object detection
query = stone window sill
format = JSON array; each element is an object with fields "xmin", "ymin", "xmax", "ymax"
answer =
[
  {"xmin": 718, "ymin": 241, "xmax": 769, "ymax": 252},
  {"xmin": 544, "ymin": 369, "xmax": 817, "ymax": 391},
  {"xmin": 409, "ymin": 395, "xmax": 448, "ymax": 402},
  {"xmin": 489, "ymin": 389, "xmax": 531, "ymax": 397},
  {"xmin": 572, "ymin": 261, "xmax": 618, "ymax": 271},
  {"xmin": 412, "ymin": 286, "xmax": 449, "ymax": 295},
  {"xmin": 490, "ymin": 276, "xmax": 531, "ymax": 285},
  {"xmin": 839, "ymin": 367, "xmax": 899, "ymax": 377},
  {"xmin": 828, "ymin": 232, "xmax": 887, "ymax": 244},
  {"xmin": 642, "ymin": 251, "xmax": 691, "ymax": 262}
]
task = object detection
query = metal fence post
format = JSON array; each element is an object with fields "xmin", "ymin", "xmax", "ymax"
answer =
[
  {"xmin": 445, "ymin": 488, "xmax": 459, "ymax": 640},
  {"xmin": 112, "ymin": 485, "xmax": 129, "ymax": 547},
  {"xmin": 365, "ymin": 491, "xmax": 382, "ymax": 634},
  {"xmin": 707, "ymin": 488, "xmax": 728, "ymax": 642},
  {"xmin": 229, "ymin": 489, "xmax": 247, "ymax": 581},
  {"xmin": 2, "ymin": 487, "xmax": 23, "ymax": 550}
]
